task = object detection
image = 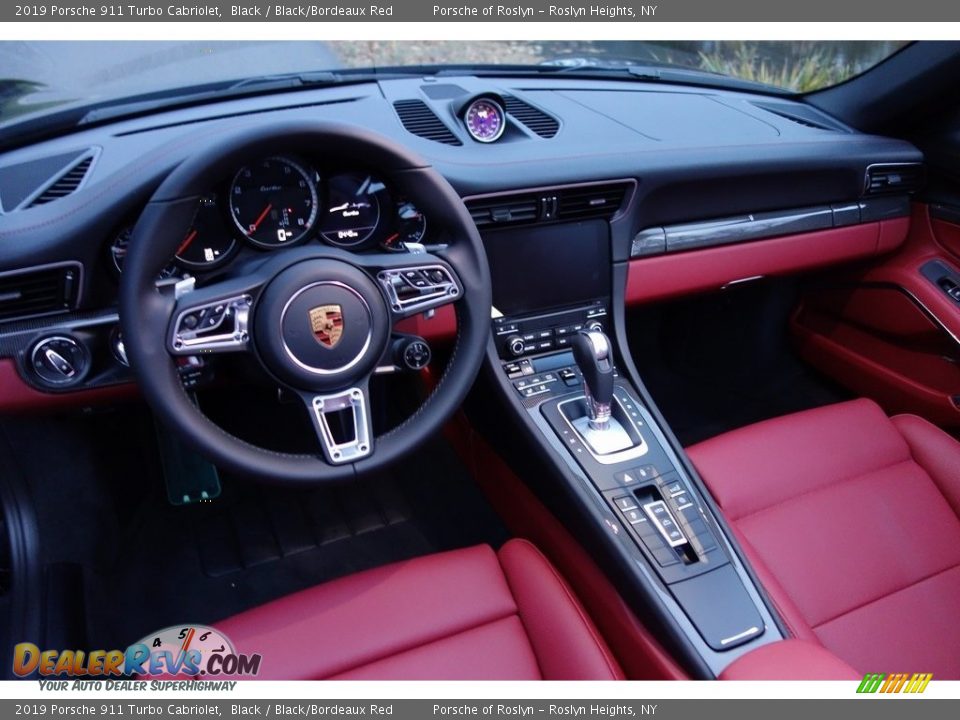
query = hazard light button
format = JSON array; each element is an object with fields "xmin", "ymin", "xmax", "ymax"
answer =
[{"xmin": 614, "ymin": 465, "xmax": 659, "ymax": 486}]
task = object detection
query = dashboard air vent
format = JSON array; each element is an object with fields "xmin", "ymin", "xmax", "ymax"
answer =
[
  {"xmin": 0, "ymin": 264, "xmax": 80, "ymax": 323},
  {"xmin": 557, "ymin": 183, "xmax": 630, "ymax": 221},
  {"xmin": 751, "ymin": 101, "xmax": 846, "ymax": 132},
  {"xmin": 466, "ymin": 182, "xmax": 632, "ymax": 230},
  {"xmin": 393, "ymin": 99, "xmax": 462, "ymax": 146},
  {"xmin": 27, "ymin": 155, "xmax": 94, "ymax": 207},
  {"xmin": 503, "ymin": 96, "xmax": 560, "ymax": 138},
  {"xmin": 467, "ymin": 192, "xmax": 540, "ymax": 229},
  {"xmin": 865, "ymin": 164, "xmax": 924, "ymax": 196}
]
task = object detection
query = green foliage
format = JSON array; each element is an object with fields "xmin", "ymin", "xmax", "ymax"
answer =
[{"xmin": 696, "ymin": 43, "xmax": 859, "ymax": 93}]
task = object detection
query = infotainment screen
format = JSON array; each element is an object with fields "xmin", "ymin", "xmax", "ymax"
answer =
[{"xmin": 483, "ymin": 219, "xmax": 611, "ymax": 316}]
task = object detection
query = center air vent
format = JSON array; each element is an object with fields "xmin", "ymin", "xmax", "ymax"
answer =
[
  {"xmin": 865, "ymin": 163, "xmax": 925, "ymax": 196},
  {"xmin": 0, "ymin": 263, "xmax": 81, "ymax": 324},
  {"xmin": 466, "ymin": 182, "xmax": 632, "ymax": 230},
  {"xmin": 502, "ymin": 96, "xmax": 560, "ymax": 138},
  {"xmin": 393, "ymin": 99, "xmax": 462, "ymax": 146},
  {"xmin": 557, "ymin": 183, "xmax": 630, "ymax": 221}
]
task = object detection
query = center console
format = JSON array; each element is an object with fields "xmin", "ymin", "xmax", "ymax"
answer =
[{"xmin": 478, "ymin": 204, "xmax": 784, "ymax": 677}]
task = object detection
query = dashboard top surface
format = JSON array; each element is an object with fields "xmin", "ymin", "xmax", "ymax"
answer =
[{"xmin": 0, "ymin": 74, "xmax": 923, "ymax": 313}]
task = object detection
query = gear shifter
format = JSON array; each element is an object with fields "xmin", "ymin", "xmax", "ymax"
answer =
[
  {"xmin": 571, "ymin": 330, "xmax": 615, "ymax": 430},
  {"xmin": 568, "ymin": 329, "xmax": 634, "ymax": 456}
]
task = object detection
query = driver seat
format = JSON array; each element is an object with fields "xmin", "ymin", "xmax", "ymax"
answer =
[{"xmin": 216, "ymin": 539, "xmax": 623, "ymax": 680}]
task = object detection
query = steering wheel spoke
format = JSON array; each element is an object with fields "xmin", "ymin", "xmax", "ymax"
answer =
[
  {"xmin": 167, "ymin": 278, "xmax": 261, "ymax": 356},
  {"xmin": 300, "ymin": 384, "xmax": 373, "ymax": 465},
  {"xmin": 360, "ymin": 253, "xmax": 463, "ymax": 320},
  {"xmin": 121, "ymin": 124, "xmax": 490, "ymax": 483}
]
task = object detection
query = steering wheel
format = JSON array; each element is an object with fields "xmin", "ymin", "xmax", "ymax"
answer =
[{"xmin": 119, "ymin": 122, "xmax": 491, "ymax": 484}]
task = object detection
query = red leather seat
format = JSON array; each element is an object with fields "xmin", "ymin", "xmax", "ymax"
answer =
[
  {"xmin": 687, "ymin": 399, "xmax": 960, "ymax": 678},
  {"xmin": 217, "ymin": 539, "xmax": 623, "ymax": 680}
]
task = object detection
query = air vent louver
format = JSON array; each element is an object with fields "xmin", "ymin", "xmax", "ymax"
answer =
[
  {"xmin": 503, "ymin": 96, "xmax": 560, "ymax": 138},
  {"xmin": 393, "ymin": 99, "xmax": 462, "ymax": 146},
  {"xmin": 557, "ymin": 183, "xmax": 630, "ymax": 221},
  {"xmin": 0, "ymin": 264, "xmax": 80, "ymax": 323},
  {"xmin": 751, "ymin": 101, "xmax": 846, "ymax": 132},
  {"xmin": 27, "ymin": 156, "xmax": 94, "ymax": 207},
  {"xmin": 466, "ymin": 182, "xmax": 631, "ymax": 230},
  {"xmin": 467, "ymin": 192, "xmax": 540, "ymax": 228},
  {"xmin": 771, "ymin": 112, "xmax": 830, "ymax": 130},
  {"xmin": 865, "ymin": 164, "xmax": 924, "ymax": 196}
]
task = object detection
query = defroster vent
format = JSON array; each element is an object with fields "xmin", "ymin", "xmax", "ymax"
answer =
[{"xmin": 393, "ymin": 99, "xmax": 462, "ymax": 146}]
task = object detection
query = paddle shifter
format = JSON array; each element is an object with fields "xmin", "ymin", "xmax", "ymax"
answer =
[{"xmin": 569, "ymin": 329, "xmax": 634, "ymax": 455}]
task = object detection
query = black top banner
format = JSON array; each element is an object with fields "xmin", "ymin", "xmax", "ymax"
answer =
[{"xmin": 7, "ymin": 0, "xmax": 960, "ymax": 22}]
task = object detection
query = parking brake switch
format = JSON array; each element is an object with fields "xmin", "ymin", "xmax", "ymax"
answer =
[{"xmin": 643, "ymin": 500, "xmax": 689, "ymax": 549}]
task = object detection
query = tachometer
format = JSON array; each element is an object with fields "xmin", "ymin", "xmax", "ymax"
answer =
[
  {"xmin": 175, "ymin": 194, "xmax": 237, "ymax": 269},
  {"xmin": 318, "ymin": 174, "xmax": 384, "ymax": 248},
  {"xmin": 229, "ymin": 157, "xmax": 318, "ymax": 248}
]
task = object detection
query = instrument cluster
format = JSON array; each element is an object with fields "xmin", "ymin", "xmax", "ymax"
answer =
[{"xmin": 108, "ymin": 155, "xmax": 428, "ymax": 278}]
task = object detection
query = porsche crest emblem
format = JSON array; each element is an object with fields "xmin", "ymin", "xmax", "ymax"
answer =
[{"xmin": 309, "ymin": 304, "xmax": 344, "ymax": 348}]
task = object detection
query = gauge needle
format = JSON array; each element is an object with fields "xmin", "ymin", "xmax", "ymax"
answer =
[
  {"xmin": 176, "ymin": 230, "xmax": 198, "ymax": 256},
  {"xmin": 250, "ymin": 203, "xmax": 273, "ymax": 233}
]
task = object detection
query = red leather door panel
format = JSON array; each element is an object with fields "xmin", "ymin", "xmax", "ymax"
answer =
[{"xmin": 791, "ymin": 203, "xmax": 960, "ymax": 428}]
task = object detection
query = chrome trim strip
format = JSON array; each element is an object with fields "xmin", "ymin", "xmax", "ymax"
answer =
[{"xmin": 720, "ymin": 626, "xmax": 762, "ymax": 646}]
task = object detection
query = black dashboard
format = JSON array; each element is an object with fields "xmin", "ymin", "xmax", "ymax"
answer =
[{"xmin": 0, "ymin": 73, "xmax": 923, "ymax": 395}]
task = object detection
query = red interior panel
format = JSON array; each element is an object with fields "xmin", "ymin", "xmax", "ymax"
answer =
[
  {"xmin": 625, "ymin": 220, "xmax": 909, "ymax": 304},
  {"xmin": 0, "ymin": 358, "xmax": 136, "ymax": 413},
  {"xmin": 393, "ymin": 305, "xmax": 457, "ymax": 343},
  {"xmin": 791, "ymin": 204, "xmax": 960, "ymax": 428}
]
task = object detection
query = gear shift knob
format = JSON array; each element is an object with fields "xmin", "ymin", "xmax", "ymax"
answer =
[{"xmin": 571, "ymin": 330, "xmax": 615, "ymax": 430}]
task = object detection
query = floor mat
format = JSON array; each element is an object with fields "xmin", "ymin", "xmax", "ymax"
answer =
[
  {"xmin": 626, "ymin": 279, "xmax": 850, "ymax": 447},
  {"xmin": 87, "ymin": 431, "xmax": 509, "ymax": 649},
  {"xmin": 2, "ymin": 404, "xmax": 509, "ymax": 652}
]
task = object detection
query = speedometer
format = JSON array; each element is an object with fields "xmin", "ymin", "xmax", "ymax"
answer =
[{"xmin": 229, "ymin": 157, "xmax": 318, "ymax": 248}]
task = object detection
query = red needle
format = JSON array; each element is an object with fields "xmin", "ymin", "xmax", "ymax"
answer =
[
  {"xmin": 250, "ymin": 203, "xmax": 273, "ymax": 234},
  {"xmin": 176, "ymin": 229, "xmax": 198, "ymax": 256}
]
